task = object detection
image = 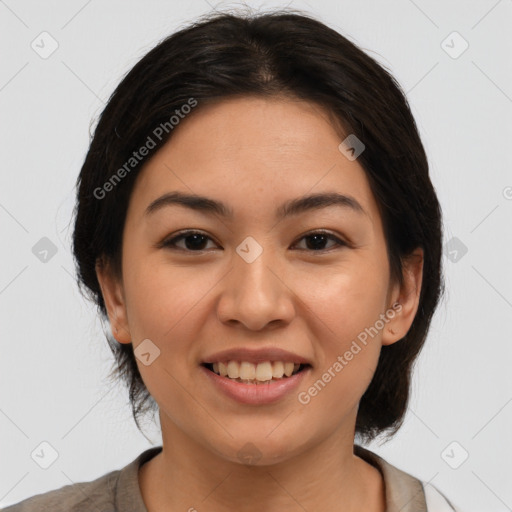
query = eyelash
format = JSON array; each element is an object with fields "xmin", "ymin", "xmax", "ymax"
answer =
[{"xmin": 161, "ymin": 229, "xmax": 348, "ymax": 253}]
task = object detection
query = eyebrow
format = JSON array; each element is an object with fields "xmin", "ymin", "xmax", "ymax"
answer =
[{"xmin": 145, "ymin": 191, "xmax": 367, "ymax": 220}]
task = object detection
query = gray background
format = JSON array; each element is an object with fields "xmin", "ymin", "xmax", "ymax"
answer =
[{"xmin": 1, "ymin": 0, "xmax": 511, "ymax": 510}]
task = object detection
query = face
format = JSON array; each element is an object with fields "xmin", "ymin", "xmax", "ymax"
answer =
[{"xmin": 97, "ymin": 96, "xmax": 423, "ymax": 465}]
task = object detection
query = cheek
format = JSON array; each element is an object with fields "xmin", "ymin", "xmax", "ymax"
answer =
[
  {"xmin": 296, "ymin": 282, "xmax": 384, "ymax": 428},
  {"xmin": 302, "ymin": 259, "xmax": 389, "ymax": 343},
  {"xmin": 123, "ymin": 255, "xmax": 215, "ymax": 342},
  {"xmin": 121, "ymin": 260, "xmax": 214, "ymax": 415},
  {"xmin": 295, "ymin": 263, "xmax": 387, "ymax": 408}
]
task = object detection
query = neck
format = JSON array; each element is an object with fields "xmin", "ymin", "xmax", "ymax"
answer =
[{"xmin": 139, "ymin": 412, "xmax": 385, "ymax": 512}]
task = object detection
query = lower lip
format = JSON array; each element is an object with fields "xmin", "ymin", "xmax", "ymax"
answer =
[{"xmin": 200, "ymin": 365, "xmax": 311, "ymax": 405}]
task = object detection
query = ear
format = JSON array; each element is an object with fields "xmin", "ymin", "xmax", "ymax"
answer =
[
  {"xmin": 95, "ymin": 257, "xmax": 131, "ymax": 344},
  {"xmin": 381, "ymin": 247, "xmax": 424, "ymax": 346}
]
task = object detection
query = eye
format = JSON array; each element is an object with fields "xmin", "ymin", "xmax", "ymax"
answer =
[
  {"xmin": 161, "ymin": 229, "xmax": 347, "ymax": 253},
  {"xmin": 162, "ymin": 230, "xmax": 219, "ymax": 252},
  {"xmin": 292, "ymin": 231, "xmax": 347, "ymax": 252}
]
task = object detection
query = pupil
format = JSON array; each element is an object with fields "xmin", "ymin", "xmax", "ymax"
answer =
[
  {"xmin": 186, "ymin": 234, "xmax": 207, "ymax": 250},
  {"xmin": 307, "ymin": 234, "xmax": 326, "ymax": 250}
]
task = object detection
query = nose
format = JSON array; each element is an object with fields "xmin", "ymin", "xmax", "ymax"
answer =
[{"xmin": 216, "ymin": 246, "xmax": 296, "ymax": 331}]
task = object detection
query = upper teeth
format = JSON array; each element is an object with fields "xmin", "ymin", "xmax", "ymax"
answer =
[{"xmin": 211, "ymin": 361, "xmax": 301, "ymax": 381}]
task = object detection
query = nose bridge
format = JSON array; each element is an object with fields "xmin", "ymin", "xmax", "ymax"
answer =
[
  {"xmin": 237, "ymin": 244, "xmax": 277, "ymax": 294},
  {"xmin": 216, "ymin": 239, "xmax": 294, "ymax": 329}
]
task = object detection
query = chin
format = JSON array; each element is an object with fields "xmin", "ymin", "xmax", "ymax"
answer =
[{"xmin": 205, "ymin": 430, "xmax": 307, "ymax": 467}]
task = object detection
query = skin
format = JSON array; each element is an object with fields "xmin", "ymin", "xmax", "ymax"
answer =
[{"xmin": 96, "ymin": 96, "xmax": 423, "ymax": 512}]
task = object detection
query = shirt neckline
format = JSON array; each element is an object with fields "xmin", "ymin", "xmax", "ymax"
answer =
[
  {"xmin": 354, "ymin": 445, "xmax": 427, "ymax": 512},
  {"xmin": 115, "ymin": 446, "xmax": 163, "ymax": 512}
]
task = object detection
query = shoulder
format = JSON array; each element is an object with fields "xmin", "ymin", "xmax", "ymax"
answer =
[
  {"xmin": 354, "ymin": 444, "xmax": 460, "ymax": 512},
  {"xmin": 1, "ymin": 469, "xmax": 120, "ymax": 512},
  {"xmin": 1, "ymin": 447, "xmax": 163, "ymax": 512}
]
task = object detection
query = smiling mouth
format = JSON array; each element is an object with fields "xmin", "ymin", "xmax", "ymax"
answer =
[{"xmin": 201, "ymin": 361, "xmax": 311, "ymax": 384}]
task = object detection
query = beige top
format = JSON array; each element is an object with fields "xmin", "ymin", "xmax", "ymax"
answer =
[{"xmin": 2, "ymin": 445, "xmax": 457, "ymax": 511}]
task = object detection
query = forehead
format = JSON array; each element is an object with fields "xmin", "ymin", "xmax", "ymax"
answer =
[{"xmin": 127, "ymin": 96, "xmax": 380, "ymax": 228}]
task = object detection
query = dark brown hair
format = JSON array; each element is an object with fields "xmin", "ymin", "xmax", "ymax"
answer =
[{"xmin": 72, "ymin": 8, "xmax": 444, "ymax": 443}]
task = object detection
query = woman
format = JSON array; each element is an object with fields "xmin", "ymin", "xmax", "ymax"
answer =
[{"xmin": 4, "ymin": 8, "xmax": 459, "ymax": 512}]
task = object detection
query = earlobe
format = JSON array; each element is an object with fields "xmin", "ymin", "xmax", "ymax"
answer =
[
  {"xmin": 382, "ymin": 248, "xmax": 424, "ymax": 346},
  {"xmin": 95, "ymin": 257, "xmax": 131, "ymax": 344}
]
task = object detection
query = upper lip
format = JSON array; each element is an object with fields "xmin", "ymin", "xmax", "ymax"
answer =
[{"xmin": 202, "ymin": 347, "xmax": 312, "ymax": 366}]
